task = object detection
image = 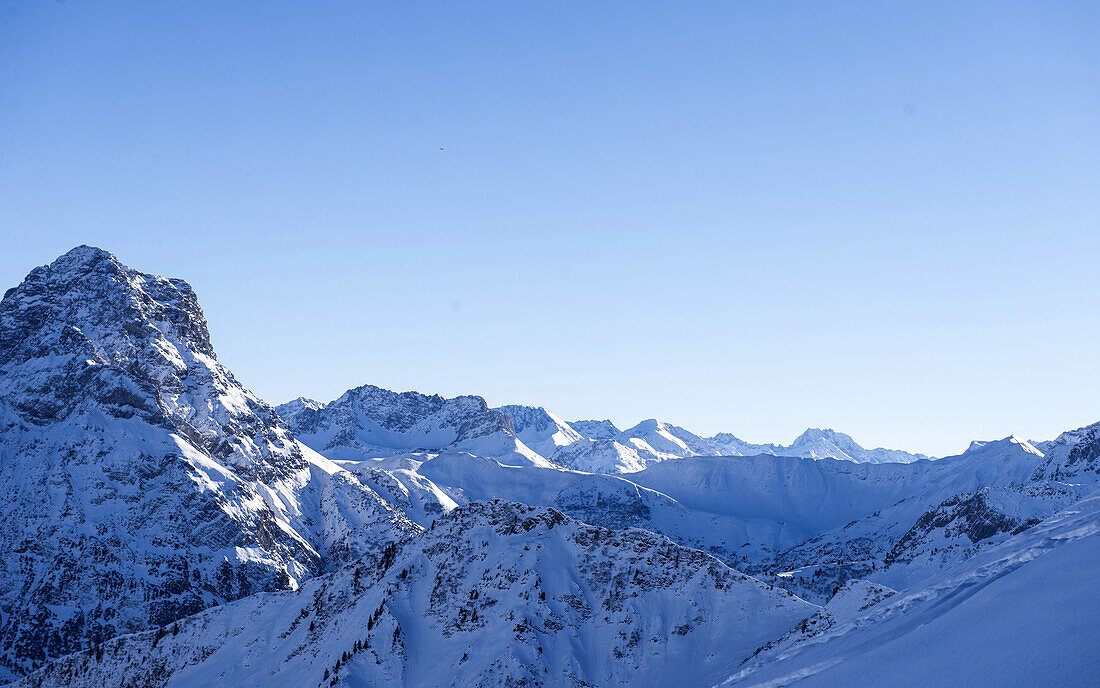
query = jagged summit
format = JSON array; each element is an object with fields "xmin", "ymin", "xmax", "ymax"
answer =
[
  {"xmin": 494, "ymin": 404, "xmax": 584, "ymax": 458},
  {"xmin": 712, "ymin": 427, "xmax": 931, "ymax": 464},
  {"xmin": 570, "ymin": 418, "xmax": 622, "ymax": 439},
  {"xmin": 276, "ymin": 395, "xmax": 327, "ymax": 415},
  {"xmin": 24, "ymin": 244, "xmax": 116, "ymax": 276},
  {"xmin": 1, "ymin": 245, "xmax": 215, "ymax": 365},
  {"xmin": 1031, "ymin": 420, "xmax": 1100, "ymax": 483}
]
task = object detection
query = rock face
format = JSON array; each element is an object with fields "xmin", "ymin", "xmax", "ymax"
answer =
[
  {"xmin": 15, "ymin": 501, "xmax": 815, "ymax": 688},
  {"xmin": 0, "ymin": 247, "xmax": 417, "ymax": 680},
  {"xmin": 279, "ymin": 388, "xmax": 551, "ymax": 467}
]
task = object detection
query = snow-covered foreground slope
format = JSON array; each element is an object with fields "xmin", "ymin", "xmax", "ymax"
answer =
[
  {"xmin": 0, "ymin": 247, "xmax": 417, "ymax": 679},
  {"xmin": 723, "ymin": 493, "xmax": 1100, "ymax": 688},
  {"xmin": 15, "ymin": 502, "xmax": 816, "ymax": 688},
  {"xmin": 279, "ymin": 388, "xmax": 550, "ymax": 468}
]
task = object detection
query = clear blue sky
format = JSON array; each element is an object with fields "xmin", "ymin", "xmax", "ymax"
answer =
[{"xmin": 1, "ymin": 1, "xmax": 1097, "ymax": 456}]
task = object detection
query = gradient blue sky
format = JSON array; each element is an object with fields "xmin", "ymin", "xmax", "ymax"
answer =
[{"xmin": 1, "ymin": 1, "xmax": 1097, "ymax": 456}]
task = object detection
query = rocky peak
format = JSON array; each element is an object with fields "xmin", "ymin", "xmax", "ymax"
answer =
[
  {"xmin": 570, "ymin": 418, "xmax": 622, "ymax": 440},
  {"xmin": 0, "ymin": 248, "xmax": 416, "ymax": 679},
  {"xmin": 791, "ymin": 427, "xmax": 851, "ymax": 447},
  {"xmin": 0, "ymin": 245, "xmax": 304, "ymax": 480},
  {"xmin": 1, "ymin": 245, "xmax": 214, "ymax": 366}
]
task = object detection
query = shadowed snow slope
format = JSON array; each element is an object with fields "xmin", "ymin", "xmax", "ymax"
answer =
[
  {"xmin": 16, "ymin": 501, "xmax": 815, "ymax": 688},
  {"xmin": 723, "ymin": 493, "xmax": 1100, "ymax": 688},
  {"xmin": 0, "ymin": 247, "xmax": 417, "ymax": 680}
]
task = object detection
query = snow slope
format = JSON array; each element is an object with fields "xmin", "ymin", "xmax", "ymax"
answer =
[
  {"xmin": 629, "ymin": 441, "xmax": 1036, "ymax": 541},
  {"xmin": 16, "ymin": 501, "xmax": 816, "ymax": 688},
  {"xmin": 723, "ymin": 493, "xmax": 1100, "ymax": 687}
]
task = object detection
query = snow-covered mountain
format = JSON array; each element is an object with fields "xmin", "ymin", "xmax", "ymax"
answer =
[
  {"xmin": 15, "ymin": 501, "xmax": 815, "ymax": 688},
  {"xmin": 0, "ymin": 247, "xmax": 417, "ymax": 680},
  {"xmin": 279, "ymin": 388, "xmax": 551, "ymax": 468},
  {"xmin": 707, "ymin": 427, "xmax": 930, "ymax": 463},
  {"xmin": 3, "ymin": 246, "xmax": 1098, "ymax": 687},
  {"xmin": 494, "ymin": 407, "xmax": 651, "ymax": 473},
  {"xmin": 763, "ymin": 434, "xmax": 1090, "ymax": 600},
  {"xmin": 493, "ymin": 404, "xmax": 582, "ymax": 457},
  {"xmin": 282, "ymin": 394, "xmax": 930, "ymax": 475},
  {"xmin": 489, "ymin": 407, "xmax": 932, "ymax": 473},
  {"xmin": 1030, "ymin": 419, "xmax": 1100, "ymax": 483}
]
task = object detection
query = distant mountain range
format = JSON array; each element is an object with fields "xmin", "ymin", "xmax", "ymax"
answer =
[
  {"xmin": 276, "ymin": 398, "xmax": 930, "ymax": 475},
  {"xmin": 1, "ymin": 247, "xmax": 1096, "ymax": 687}
]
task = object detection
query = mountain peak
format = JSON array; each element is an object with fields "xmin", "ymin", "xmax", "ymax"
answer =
[
  {"xmin": 793, "ymin": 427, "xmax": 848, "ymax": 443},
  {"xmin": 51, "ymin": 244, "xmax": 118, "ymax": 269},
  {"xmin": 1, "ymin": 246, "xmax": 215, "ymax": 368},
  {"xmin": 280, "ymin": 384, "xmax": 551, "ymax": 467},
  {"xmin": 968, "ymin": 435, "xmax": 1046, "ymax": 457}
]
